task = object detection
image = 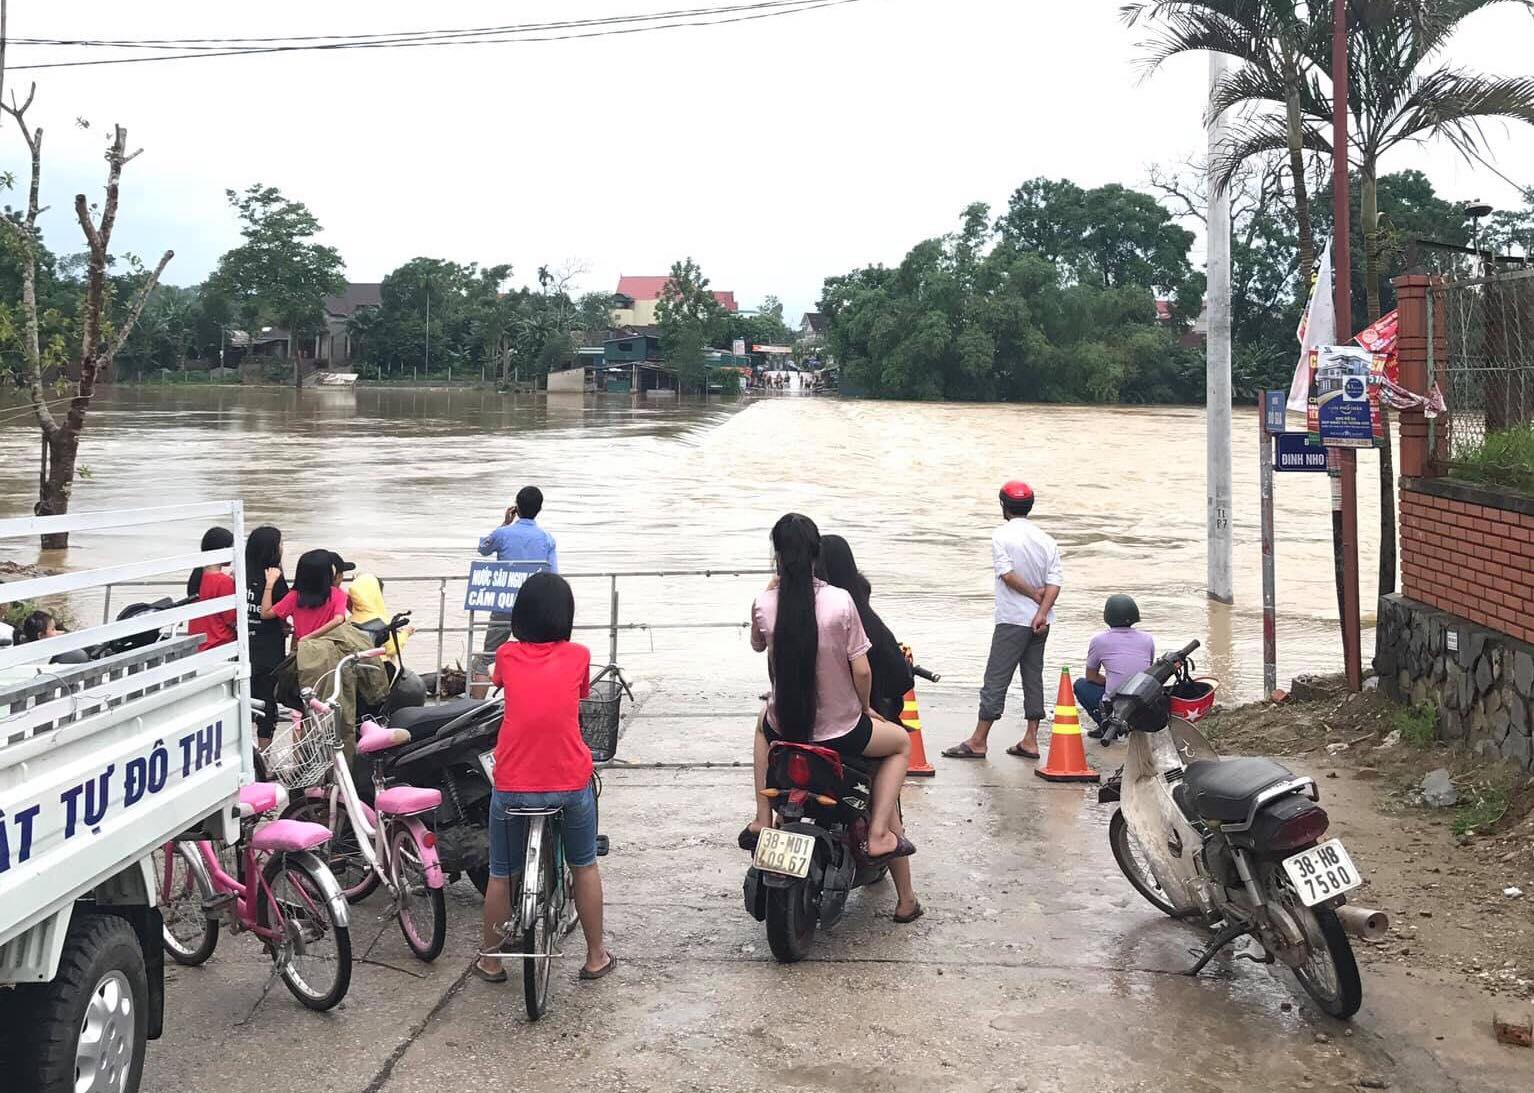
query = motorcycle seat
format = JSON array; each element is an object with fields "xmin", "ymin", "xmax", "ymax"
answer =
[
  {"xmin": 1174, "ymin": 757, "xmax": 1296, "ymax": 824},
  {"xmin": 390, "ymin": 698, "xmax": 490, "ymax": 741}
]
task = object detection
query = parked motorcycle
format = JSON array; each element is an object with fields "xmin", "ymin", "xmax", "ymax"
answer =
[
  {"xmin": 1098, "ymin": 640, "xmax": 1385, "ymax": 1018},
  {"xmin": 743, "ymin": 664, "xmax": 937, "ymax": 962}
]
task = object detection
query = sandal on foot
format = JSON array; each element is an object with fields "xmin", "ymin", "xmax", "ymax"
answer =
[
  {"xmin": 893, "ymin": 902, "xmax": 925, "ymax": 924},
  {"xmin": 472, "ymin": 961, "xmax": 507, "ymax": 983},
  {"xmin": 738, "ymin": 825, "xmax": 761, "ymax": 852},
  {"xmin": 860, "ymin": 835, "xmax": 917, "ymax": 864},
  {"xmin": 579, "ymin": 953, "xmax": 618, "ymax": 981},
  {"xmin": 1005, "ymin": 743, "xmax": 1040, "ymax": 759},
  {"xmin": 941, "ymin": 742, "xmax": 986, "ymax": 759}
]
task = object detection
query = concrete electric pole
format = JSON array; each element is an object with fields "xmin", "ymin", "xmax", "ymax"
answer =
[{"xmin": 1206, "ymin": 50, "xmax": 1234, "ymax": 604}]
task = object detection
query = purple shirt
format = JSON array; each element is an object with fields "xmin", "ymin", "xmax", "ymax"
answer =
[
  {"xmin": 750, "ymin": 581, "xmax": 872, "ymax": 743},
  {"xmin": 1086, "ymin": 627, "xmax": 1156, "ymax": 696}
]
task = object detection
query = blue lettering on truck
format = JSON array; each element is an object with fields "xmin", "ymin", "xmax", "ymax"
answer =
[{"xmin": 0, "ymin": 719, "xmax": 224, "ymax": 875}]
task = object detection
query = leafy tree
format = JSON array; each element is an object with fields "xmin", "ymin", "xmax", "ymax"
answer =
[
  {"xmin": 656, "ymin": 257, "xmax": 726, "ymax": 392},
  {"xmin": 208, "ymin": 184, "xmax": 345, "ymax": 387}
]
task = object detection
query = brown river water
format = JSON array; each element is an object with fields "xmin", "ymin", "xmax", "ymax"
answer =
[{"xmin": 0, "ymin": 386, "xmax": 1390, "ymax": 703}]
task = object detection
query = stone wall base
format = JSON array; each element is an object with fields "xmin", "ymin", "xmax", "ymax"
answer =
[{"xmin": 1375, "ymin": 594, "xmax": 1534, "ymax": 771}]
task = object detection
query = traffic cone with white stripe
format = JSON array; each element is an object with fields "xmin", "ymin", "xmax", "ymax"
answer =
[
  {"xmin": 898, "ymin": 645, "xmax": 935, "ymax": 777},
  {"xmin": 1035, "ymin": 666, "xmax": 1099, "ymax": 784}
]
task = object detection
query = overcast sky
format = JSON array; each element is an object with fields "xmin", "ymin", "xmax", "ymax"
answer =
[{"xmin": 8, "ymin": 0, "xmax": 1533, "ymax": 320}]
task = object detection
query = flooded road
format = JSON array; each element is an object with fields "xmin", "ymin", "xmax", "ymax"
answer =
[{"xmin": 0, "ymin": 386, "xmax": 1390, "ymax": 701}]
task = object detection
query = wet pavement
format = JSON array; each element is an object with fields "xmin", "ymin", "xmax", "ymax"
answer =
[{"xmin": 143, "ymin": 684, "xmax": 1525, "ymax": 1092}]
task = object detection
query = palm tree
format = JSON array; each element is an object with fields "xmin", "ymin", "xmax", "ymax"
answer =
[
  {"xmin": 1123, "ymin": 1, "xmax": 1330, "ymax": 294},
  {"xmin": 1210, "ymin": 0, "xmax": 1534, "ymax": 599}
]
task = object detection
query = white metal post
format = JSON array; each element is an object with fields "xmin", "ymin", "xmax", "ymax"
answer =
[{"xmin": 1206, "ymin": 51, "xmax": 1234, "ymax": 604}]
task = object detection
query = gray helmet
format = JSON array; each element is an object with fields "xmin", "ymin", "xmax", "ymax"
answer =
[{"xmin": 1104, "ymin": 594, "xmax": 1140, "ymax": 628}]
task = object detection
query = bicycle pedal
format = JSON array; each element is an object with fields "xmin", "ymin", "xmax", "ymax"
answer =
[
  {"xmin": 201, "ymin": 891, "xmax": 237, "ymax": 915},
  {"xmin": 595, "ymin": 835, "xmax": 610, "ymax": 857}
]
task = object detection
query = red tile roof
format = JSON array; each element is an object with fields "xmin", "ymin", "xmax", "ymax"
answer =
[{"xmin": 615, "ymin": 275, "xmax": 737, "ymax": 312}]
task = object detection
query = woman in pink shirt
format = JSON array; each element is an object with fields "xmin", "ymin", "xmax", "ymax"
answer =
[
  {"xmin": 744, "ymin": 514, "xmax": 919, "ymax": 918},
  {"xmin": 260, "ymin": 549, "xmax": 349, "ymax": 646}
]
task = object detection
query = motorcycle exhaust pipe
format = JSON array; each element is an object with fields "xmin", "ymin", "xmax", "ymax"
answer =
[{"xmin": 1334, "ymin": 904, "xmax": 1389, "ymax": 941}]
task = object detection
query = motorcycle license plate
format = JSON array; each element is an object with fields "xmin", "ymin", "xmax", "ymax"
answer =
[
  {"xmin": 1282, "ymin": 839, "xmax": 1362, "ymax": 906},
  {"xmin": 477, "ymin": 750, "xmax": 495, "ymax": 780},
  {"xmin": 753, "ymin": 829, "xmax": 815, "ymax": 879}
]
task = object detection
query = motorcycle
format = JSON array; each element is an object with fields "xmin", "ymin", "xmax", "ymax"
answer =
[
  {"xmin": 1098, "ymin": 640, "xmax": 1386, "ymax": 1018},
  {"xmin": 743, "ymin": 664, "xmax": 937, "ymax": 963}
]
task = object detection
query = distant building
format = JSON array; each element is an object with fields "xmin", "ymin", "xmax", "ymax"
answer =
[
  {"xmin": 798, "ymin": 312, "xmax": 828, "ymax": 346},
  {"xmin": 318, "ymin": 283, "xmax": 382, "ymax": 367},
  {"xmin": 610, "ymin": 275, "xmax": 738, "ymax": 327}
]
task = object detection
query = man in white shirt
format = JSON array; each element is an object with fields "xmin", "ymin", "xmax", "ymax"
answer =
[{"xmin": 943, "ymin": 481, "xmax": 1062, "ymax": 761}]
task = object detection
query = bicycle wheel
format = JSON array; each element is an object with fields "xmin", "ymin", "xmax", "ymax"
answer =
[
  {"xmin": 522, "ymin": 817, "xmax": 556, "ymax": 1022},
  {"xmin": 259, "ymin": 853, "xmax": 353, "ymax": 1011},
  {"xmin": 153, "ymin": 843, "xmax": 219, "ymax": 966},
  {"xmin": 389, "ymin": 824, "xmax": 446, "ymax": 962},
  {"xmin": 285, "ymin": 794, "xmax": 380, "ymax": 903}
]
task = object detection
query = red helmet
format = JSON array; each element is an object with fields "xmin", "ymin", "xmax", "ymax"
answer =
[{"xmin": 999, "ymin": 480, "xmax": 1035, "ymax": 516}]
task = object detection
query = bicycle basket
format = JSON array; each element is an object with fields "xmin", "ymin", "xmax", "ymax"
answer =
[
  {"xmin": 579, "ymin": 668, "xmax": 628, "ymax": 763},
  {"xmin": 261, "ymin": 708, "xmax": 338, "ymax": 789}
]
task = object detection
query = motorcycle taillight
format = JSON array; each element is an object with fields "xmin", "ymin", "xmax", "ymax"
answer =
[
  {"xmin": 1267, "ymin": 805, "xmax": 1330, "ymax": 852},
  {"xmin": 786, "ymin": 753, "xmax": 812, "ymax": 788}
]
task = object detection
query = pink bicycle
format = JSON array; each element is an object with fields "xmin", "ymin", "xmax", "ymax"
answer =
[
  {"xmin": 154, "ymin": 781, "xmax": 353, "ymax": 1011},
  {"xmin": 278, "ymin": 650, "xmax": 448, "ymax": 961}
]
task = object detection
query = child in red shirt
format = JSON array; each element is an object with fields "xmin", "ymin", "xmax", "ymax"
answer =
[
  {"xmin": 475, "ymin": 571, "xmax": 614, "ymax": 983},
  {"xmin": 260, "ymin": 549, "xmax": 349, "ymax": 646},
  {"xmin": 187, "ymin": 526, "xmax": 238, "ymax": 650}
]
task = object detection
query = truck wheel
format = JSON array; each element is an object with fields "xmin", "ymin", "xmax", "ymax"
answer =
[{"xmin": 14, "ymin": 913, "xmax": 148, "ymax": 1093}]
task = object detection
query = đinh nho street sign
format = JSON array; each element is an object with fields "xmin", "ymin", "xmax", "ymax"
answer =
[{"xmin": 1274, "ymin": 432, "xmax": 1328, "ymax": 472}]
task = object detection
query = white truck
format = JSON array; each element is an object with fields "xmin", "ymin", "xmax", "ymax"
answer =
[{"xmin": 0, "ymin": 502, "xmax": 252, "ymax": 1093}]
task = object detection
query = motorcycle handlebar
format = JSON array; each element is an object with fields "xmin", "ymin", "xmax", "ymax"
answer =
[
  {"xmin": 1149, "ymin": 639, "xmax": 1202, "ymax": 684},
  {"xmin": 912, "ymin": 665, "xmax": 940, "ymax": 683}
]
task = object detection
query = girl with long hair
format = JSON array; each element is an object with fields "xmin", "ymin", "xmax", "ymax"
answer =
[
  {"xmin": 745, "ymin": 514, "xmax": 919, "ymax": 920},
  {"xmin": 815, "ymin": 534, "xmax": 914, "ymax": 725},
  {"xmin": 244, "ymin": 526, "xmax": 288, "ymax": 743}
]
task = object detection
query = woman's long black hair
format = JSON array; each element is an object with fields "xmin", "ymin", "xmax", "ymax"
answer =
[
  {"xmin": 293, "ymin": 549, "xmax": 335, "ymax": 609},
  {"xmin": 770, "ymin": 513, "xmax": 821, "ymax": 742},
  {"xmin": 187, "ymin": 526, "xmax": 235, "ymax": 598},
  {"xmin": 816, "ymin": 533, "xmax": 910, "ymax": 722},
  {"xmin": 815, "ymin": 534, "xmax": 871, "ymax": 619},
  {"xmin": 245, "ymin": 526, "xmax": 283, "ymax": 585}
]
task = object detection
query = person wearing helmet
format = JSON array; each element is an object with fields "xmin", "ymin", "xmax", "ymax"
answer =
[
  {"xmin": 1077, "ymin": 594, "xmax": 1156, "ymax": 740},
  {"xmin": 943, "ymin": 480, "xmax": 1062, "ymax": 761}
]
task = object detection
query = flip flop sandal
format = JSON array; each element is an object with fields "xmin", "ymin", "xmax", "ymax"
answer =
[
  {"xmin": 738, "ymin": 825, "xmax": 761, "ymax": 852},
  {"xmin": 471, "ymin": 961, "xmax": 507, "ymax": 984},
  {"xmin": 861, "ymin": 835, "xmax": 917, "ymax": 865},
  {"xmin": 1005, "ymin": 744, "xmax": 1040, "ymax": 759},
  {"xmin": 579, "ymin": 953, "xmax": 618, "ymax": 981},
  {"xmin": 941, "ymin": 742, "xmax": 986, "ymax": 759},
  {"xmin": 893, "ymin": 902, "xmax": 925, "ymax": 925}
]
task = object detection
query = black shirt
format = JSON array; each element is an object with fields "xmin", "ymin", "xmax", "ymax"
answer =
[
  {"xmin": 861, "ymin": 604, "xmax": 914, "ymax": 724},
  {"xmin": 247, "ymin": 572, "xmax": 289, "ymax": 666}
]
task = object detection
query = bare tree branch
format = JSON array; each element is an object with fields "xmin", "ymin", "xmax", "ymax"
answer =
[
  {"xmin": 103, "ymin": 249, "xmax": 175, "ymax": 367},
  {"xmin": 2, "ymin": 84, "xmax": 54, "ymax": 437}
]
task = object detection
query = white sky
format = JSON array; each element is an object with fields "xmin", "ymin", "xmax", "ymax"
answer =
[{"xmin": 8, "ymin": 0, "xmax": 1534, "ymax": 321}]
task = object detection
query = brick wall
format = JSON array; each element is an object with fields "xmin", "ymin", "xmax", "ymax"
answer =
[{"xmin": 1399, "ymin": 478, "xmax": 1534, "ymax": 644}]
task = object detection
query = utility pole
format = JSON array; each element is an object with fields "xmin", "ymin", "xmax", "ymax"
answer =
[
  {"xmin": 1333, "ymin": 0, "xmax": 1363, "ymax": 690},
  {"xmin": 1206, "ymin": 51, "xmax": 1234, "ymax": 603},
  {"xmin": 424, "ymin": 282, "xmax": 431, "ymax": 375}
]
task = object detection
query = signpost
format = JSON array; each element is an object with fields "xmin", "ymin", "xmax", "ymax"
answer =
[
  {"xmin": 463, "ymin": 560, "xmax": 549, "ymax": 614},
  {"xmin": 1274, "ymin": 433, "xmax": 1329, "ymax": 471}
]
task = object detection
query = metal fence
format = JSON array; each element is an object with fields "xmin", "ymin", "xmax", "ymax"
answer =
[{"xmin": 1437, "ymin": 267, "xmax": 1534, "ymax": 464}]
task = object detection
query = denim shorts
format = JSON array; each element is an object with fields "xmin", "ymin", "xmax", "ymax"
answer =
[{"xmin": 488, "ymin": 785, "xmax": 598, "ymax": 878}]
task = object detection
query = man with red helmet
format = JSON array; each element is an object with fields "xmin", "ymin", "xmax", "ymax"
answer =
[{"xmin": 943, "ymin": 480, "xmax": 1062, "ymax": 761}]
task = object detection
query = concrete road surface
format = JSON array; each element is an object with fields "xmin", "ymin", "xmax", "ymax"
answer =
[{"xmin": 142, "ymin": 684, "xmax": 1525, "ymax": 1093}]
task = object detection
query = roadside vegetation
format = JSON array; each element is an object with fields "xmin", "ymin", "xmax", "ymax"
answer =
[{"xmin": 1450, "ymin": 424, "xmax": 1534, "ymax": 496}]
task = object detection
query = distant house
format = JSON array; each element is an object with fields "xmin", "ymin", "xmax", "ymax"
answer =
[
  {"xmin": 798, "ymin": 312, "xmax": 829, "ymax": 345},
  {"xmin": 610, "ymin": 275, "xmax": 738, "ymax": 327},
  {"xmin": 317, "ymin": 283, "xmax": 382, "ymax": 367}
]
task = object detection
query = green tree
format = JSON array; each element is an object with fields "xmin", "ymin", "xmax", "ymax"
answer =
[
  {"xmin": 656, "ymin": 257, "xmax": 726, "ymax": 392},
  {"xmin": 208, "ymin": 184, "xmax": 345, "ymax": 387}
]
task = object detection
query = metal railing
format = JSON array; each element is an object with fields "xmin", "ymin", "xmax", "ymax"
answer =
[
  {"xmin": 92, "ymin": 567, "xmax": 773, "ymax": 684},
  {"xmin": 1438, "ymin": 267, "xmax": 1534, "ymax": 467}
]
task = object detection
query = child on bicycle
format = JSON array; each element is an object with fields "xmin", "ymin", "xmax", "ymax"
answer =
[{"xmin": 475, "ymin": 571, "xmax": 615, "ymax": 983}]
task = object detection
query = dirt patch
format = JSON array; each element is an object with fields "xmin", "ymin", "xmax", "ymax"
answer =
[{"xmin": 1201, "ymin": 677, "xmax": 1534, "ymax": 1002}]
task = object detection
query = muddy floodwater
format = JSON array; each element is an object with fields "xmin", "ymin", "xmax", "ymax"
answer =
[{"xmin": 0, "ymin": 386, "xmax": 1391, "ymax": 701}]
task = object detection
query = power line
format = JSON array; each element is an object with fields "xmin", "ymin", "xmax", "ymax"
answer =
[{"xmin": 11, "ymin": 1, "xmax": 866, "ymax": 70}]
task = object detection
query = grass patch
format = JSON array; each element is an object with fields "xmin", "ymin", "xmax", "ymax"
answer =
[
  {"xmin": 1452, "ymin": 424, "xmax": 1534, "ymax": 495},
  {"xmin": 1392, "ymin": 702, "xmax": 1438, "ymax": 749},
  {"xmin": 1453, "ymin": 781, "xmax": 1511, "ymax": 837}
]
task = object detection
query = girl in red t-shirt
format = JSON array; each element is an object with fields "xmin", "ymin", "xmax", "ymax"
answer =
[
  {"xmin": 187, "ymin": 526, "xmax": 238, "ymax": 650},
  {"xmin": 474, "ymin": 571, "xmax": 615, "ymax": 983},
  {"xmin": 260, "ymin": 549, "xmax": 349, "ymax": 647}
]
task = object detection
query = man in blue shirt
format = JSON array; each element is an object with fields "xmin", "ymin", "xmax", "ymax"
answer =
[{"xmin": 478, "ymin": 486, "xmax": 558, "ymax": 651}]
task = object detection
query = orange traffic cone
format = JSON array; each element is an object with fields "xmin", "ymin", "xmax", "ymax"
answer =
[
  {"xmin": 1035, "ymin": 666, "xmax": 1100, "ymax": 784},
  {"xmin": 899, "ymin": 645, "xmax": 935, "ymax": 777}
]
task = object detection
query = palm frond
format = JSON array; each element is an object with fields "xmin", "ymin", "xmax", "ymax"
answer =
[
  {"xmin": 1212, "ymin": 112, "xmax": 1332, "ymax": 195},
  {"xmin": 1386, "ymin": 67, "xmax": 1534, "ymax": 159}
]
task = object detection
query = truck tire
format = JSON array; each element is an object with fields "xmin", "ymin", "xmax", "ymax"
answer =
[{"xmin": 11, "ymin": 913, "xmax": 149, "ymax": 1093}]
